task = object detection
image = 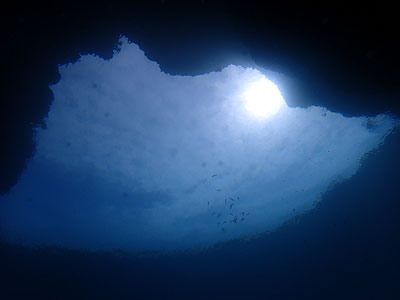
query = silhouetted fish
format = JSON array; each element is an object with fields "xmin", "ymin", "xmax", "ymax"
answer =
[
  {"xmin": 217, "ymin": 212, "xmax": 222, "ymax": 218},
  {"xmin": 230, "ymin": 203, "xmax": 234, "ymax": 210},
  {"xmin": 230, "ymin": 198, "xmax": 234, "ymax": 202},
  {"xmin": 225, "ymin": 198, "xmax": 227, "ymax": 204},
  {"xmin": 241, "ymin": 218, "xmax": 245, "ymax": 221},
  {"xmin": 217, "ymin": 189, "xmax": 221, "ymax": 192},
  {"xmin": 212, "ymin": 174, "xmax": 217, "ymax": 178}
]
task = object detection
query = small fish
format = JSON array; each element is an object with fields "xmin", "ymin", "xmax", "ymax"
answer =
[
  {"xmin": 225, "ymin": 198, "xmax": 227, "ymax": 204},
  {"xmin": 230, "ymin": 198, "xmax": 234, "ymax": 202},
  {"xmin": 241, "ymin": 218, "xmax": 245, "ymax": 221},
  {"xmin": 241, "ymin": 212, "xmax": 245, "ymax": 216},
  {"xmin": 212, "ymin": 174, "xmax": 217, "ymax": 178},
  {"xmin": 246, "ymin": 213, "xmax": 250, "ymax": 216},
  {"xmin": 217, "ymin": 189, "xmax": 221, "ymax": 192},
  {"xmin": 230, "ymin": 203, "xmax": 234, "ymax": 210},
  {"xmin": 221, "ymin": 227, "xmax": 226, "ymax": 232},
  {"xmin": 237, "ymin": 197, "xmax": 240, "ymax": 201},
  {"xmin": 217, "ymin": 212, "xmax": 222, "ymax": 218}
]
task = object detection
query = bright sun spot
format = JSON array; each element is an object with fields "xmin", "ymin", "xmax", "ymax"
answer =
[{"xmin": 242, "ymin": 77, "xmax": 285, "ymax": 119}]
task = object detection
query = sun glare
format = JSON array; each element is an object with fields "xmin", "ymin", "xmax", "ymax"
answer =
[{"xmin": 242, "ymin": 77, "xmax": 285, "ymax": 119}]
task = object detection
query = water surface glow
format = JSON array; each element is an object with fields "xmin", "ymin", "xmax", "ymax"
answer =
[{"xmin": 0, "ymin": 37, "xmax": 397, "ymax": 252}]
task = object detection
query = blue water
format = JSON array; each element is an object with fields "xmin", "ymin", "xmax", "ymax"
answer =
[{"xmin": 1, "ymin": 130, "xmax": 399, "ymax": 299}]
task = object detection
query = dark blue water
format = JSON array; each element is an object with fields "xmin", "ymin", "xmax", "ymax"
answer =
[{"xmin": 1, "ymin": 130, "xmax": 399, "ymax": 299}]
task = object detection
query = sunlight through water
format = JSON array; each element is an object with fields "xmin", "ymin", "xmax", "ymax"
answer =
[
  {"xmin": 241, "ymin": 77, "xmax": 285, "ymax": 119},
  {"xmin": 0, "ymin": 36, "xmax": 398, "ymax": 252}
]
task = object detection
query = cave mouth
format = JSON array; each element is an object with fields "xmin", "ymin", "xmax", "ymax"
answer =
[{"xmin": 0, "ymin": 37, "xmax": 398, "ymax": 253}]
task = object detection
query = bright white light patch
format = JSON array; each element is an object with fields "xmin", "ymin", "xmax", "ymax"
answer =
[{"xmin": 242, "ymin": 77, "xmax": 285, "ymax": 118}]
